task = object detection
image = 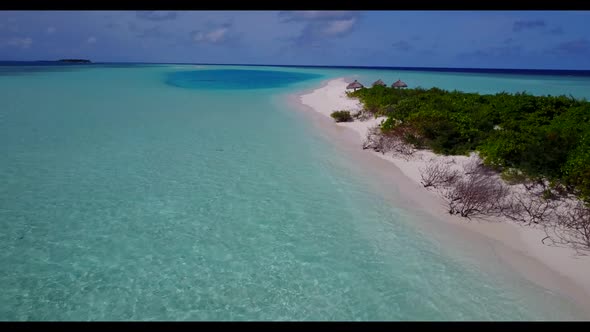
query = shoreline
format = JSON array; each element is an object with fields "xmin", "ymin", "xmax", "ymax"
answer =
[{"xmin": 288, "ymin": 77, "xmax": 590, "ymax": 317}]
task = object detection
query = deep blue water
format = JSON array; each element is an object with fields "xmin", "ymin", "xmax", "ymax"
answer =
[
  {"xmin": 165, "ymin": 69, "xmax": 322, "ymax": 90},
  {"xmin": 3, "ymin": 61, "xmax": 589, "ymax": 77},
  {"xmin": 195, "ymin": 63, "xmax": 590, "ymax": 77}
]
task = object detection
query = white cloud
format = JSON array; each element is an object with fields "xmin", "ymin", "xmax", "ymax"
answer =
[
  {"xmin": 136, "ymin": 11, "xmax": 177, "ymax": 21},
  {"xmin": 206, "ymin": 27, "xmax": 229, "ymax": 43},
  {"xmin": 46, "ymin": 26, "xmax": 56, "ymax": 34},
  {"xmin": 4, "ymin": 37, "xmax": 32, "ymax": 49},
  {"xmin": 279, "ymin": 11, "xmax": 360, "ymax": 46},
  {"xmin": 192, "ymin": 25, "xmax": 230, "ymax": 44},
  {"xmin": 86, "ymin": 36, "xmax": 97, "ymax": 44},
  {"xmin": 279, "ymin": 11, "xmax": 356, "ymax": 22},
  {"xmin": 322, "ymin": 18, "xmax": 356, "ymax": 36}
]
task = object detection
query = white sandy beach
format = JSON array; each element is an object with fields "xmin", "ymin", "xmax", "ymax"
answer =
[{"xmin": 294, "ymin": 77, "xmax": 590, "ymax": 315}]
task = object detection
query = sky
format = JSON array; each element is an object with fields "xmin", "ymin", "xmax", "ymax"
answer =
[{"xmin": 0, "ymin": 10, "xmax": 589, "ymax": 69}]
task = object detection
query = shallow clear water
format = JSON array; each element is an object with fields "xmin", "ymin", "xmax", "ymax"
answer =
[{"xmin": 1, "ymin": 64, "xmax": 589, "ymax": 320}]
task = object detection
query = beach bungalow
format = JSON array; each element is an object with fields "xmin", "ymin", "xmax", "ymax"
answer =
[
  {"xmin": 392, "ymin": 79, "xmax": 408, "ymax": 88},
  {"xmin": 372, "ymin": 79, "xmax": 386, "ymax": 87},
  {"xmin": 346, "ymin": 80, "xmax": 364, "ymax": 91}
]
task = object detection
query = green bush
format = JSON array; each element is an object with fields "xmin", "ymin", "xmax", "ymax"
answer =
[
  {"xmin": 349, "ymin": 84, "xmax": 590, "ymax": 203},
  {"xmin": 330, "ymin": 110, "xmax": 353, "ymax": 123},
  {"xmin": 501, "ymin": 168, "xmax": 528, "ymax": 184}
]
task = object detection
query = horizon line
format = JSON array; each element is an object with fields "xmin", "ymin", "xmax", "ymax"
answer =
[{"xmin": 3, "ymin": 60, "xmax": 590, "ymax": 74}]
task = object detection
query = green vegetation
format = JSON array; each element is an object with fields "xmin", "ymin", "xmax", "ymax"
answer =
[
  {"xmin": 500, "ymin": 168, "xmax": 528, "ymax": 185},
  {"xmin": 349, "ymin": 85, "xmax": 590, "ymax": 203},
  {"xmin": 330, "ymin": 110, "xmax": 353, "ymax": 123}
]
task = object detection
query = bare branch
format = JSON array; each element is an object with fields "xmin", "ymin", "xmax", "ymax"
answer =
[
  {"xmin": 419, "ymin": 161, "xmax": 460, "ymax": 189},
  {"xmin": 441, "ymin": 163, "xmax": 510, "ymax": 219},
  {"xmin": 543, "ymin": 201, "xmax": 590, "ymax": 255},
  {"xmin": 504, "ymin": 191, "xmax": 558, "ymax": 226},
  {"xmin": 353, "ymin": 110, "xmax": 372, "ymax": 121},
  {"xmin": 362, "ymin": 125, "xmax": 416, "ymax": 159}
]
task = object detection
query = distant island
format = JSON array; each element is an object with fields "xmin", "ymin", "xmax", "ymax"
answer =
[{"xmin": 58, "ymin": 59, "xmax": 91, "ymax": 63}]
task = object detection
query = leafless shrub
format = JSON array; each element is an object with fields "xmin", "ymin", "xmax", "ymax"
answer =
[
  {"xmin": 521, "ymin": 177, "xmax": 550, "ymax": 193},
  {"xmin": 384, "ymin": 135, "xmax": 416, "ymax": 159},
  {"xmin": 362, "ymin": 126, "xmax": 416, "ymax": 159},
  {"xmin": 504, "ymin": 191, "xmax": 558, "ymax": 226},
  {"xmin": 551, "ymin": 183, "xmax": 570, "ymax": 198},
  {"xmin": 441, "ymin": 164, "xmax": 511, "ymax": 219},
  {"xmin": 353, "ymin": 110, "xmax": 372, "ymax": 121},
  {"xmin": 362, "ymin": 126, "xmax": 384, "ymax": 150},
  {"xmin": 463, "ymin": 157, "xmax": 496, "ymax": 177},
  {"xmin": 543, "ymin": 201, "xmax": 590, "ymax": 255},
  {"xmin": 419, "ymin": 161, "xmax": 460, "ymax": 189}
]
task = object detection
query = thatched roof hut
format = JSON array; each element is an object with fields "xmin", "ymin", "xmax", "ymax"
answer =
[
  {"xmin": 392, "ymin": 79, "xmax": 408, "ymax": 88},
  {"xmin": 372, "ymin": 79, "xmax": 386, "ymax": 87},
  {"xmin": 346, "ymin": 80, "xmax": 364, "ymax": 91}
]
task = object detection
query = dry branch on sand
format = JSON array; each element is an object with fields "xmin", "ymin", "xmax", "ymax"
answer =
[
  {"xmin": 504, "ymin": 191, "xmax": 559, "ymax": 226},
  {"xmin": 358, "ymin": 107, "xmax": 590, "ymax": 252},
  {"xmin": 543, "ymin": 201, "xmax": 590, "ymax": 255},
  {"xmin": 352, "ymin": 110, "xmax": 373, "ymax": 121},
  {"xmin": 416, "ymin": 156, "xmax": 590, "ymax": 252},
  {"xmin": 440, "ymin": 159, "xmax": 511, "ymax": 219},
  {"xmin": 419, "ymin": 161, "xmax": 460, "ymax": 189},
  {"xmin": 362, "ymin": 126, "xmax": 415, "ymax": 158}
]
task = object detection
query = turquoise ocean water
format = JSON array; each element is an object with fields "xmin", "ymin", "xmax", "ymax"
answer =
[{"xmin": 1, "ymin": 63, "xmax": 590, "ymax": 320}]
